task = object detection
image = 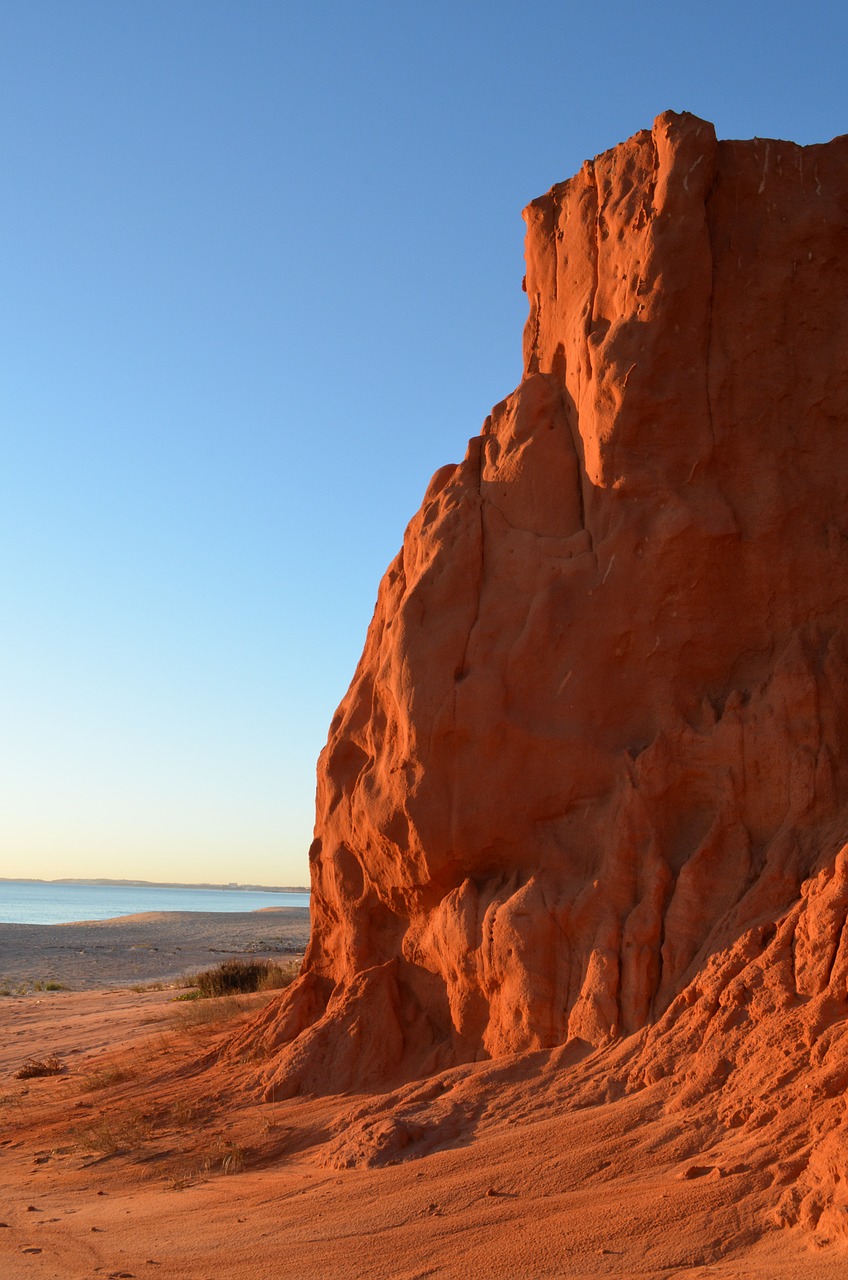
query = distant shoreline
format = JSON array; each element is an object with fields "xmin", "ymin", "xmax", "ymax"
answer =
[
  {"xmin": 0, "ymin": 877, "xmax": 310, "ymax": 893},
  {"xmin": 0, "ymin": 906, "xmax": 311, "ymax": 991}
]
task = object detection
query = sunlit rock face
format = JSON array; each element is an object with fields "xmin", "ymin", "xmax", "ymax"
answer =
[{"xmin": 250, "ymin": 111, "xmax": 848, "ymax": 1099}]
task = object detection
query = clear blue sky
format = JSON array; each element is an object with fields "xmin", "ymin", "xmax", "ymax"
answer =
[{"xmin": 1, "ymin": 1, "xmax": 845, "ymax": 886}]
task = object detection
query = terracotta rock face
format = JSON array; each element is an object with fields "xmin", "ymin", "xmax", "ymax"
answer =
[{"xmin": 257, "ymin": 111, "xmax": 848, "ymax": 1099}]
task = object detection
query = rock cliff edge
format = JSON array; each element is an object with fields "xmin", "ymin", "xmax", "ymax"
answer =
[{"xmin": 246, "ymin": 114, "xmax": 848, "ymax": 1176}]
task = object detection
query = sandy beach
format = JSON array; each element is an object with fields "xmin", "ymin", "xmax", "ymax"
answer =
[
  {"xmin": 0, "ymin": 908, "xmax": 843, "ymax": 1278},
  {"xmin": 2, "ymin": 981, "xmax": 844, "ymax": 1280},
  {"xmin": 0, "ymin": 907, "xmax": 311, "ymax": 993}
]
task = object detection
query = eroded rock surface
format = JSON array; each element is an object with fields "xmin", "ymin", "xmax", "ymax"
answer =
[{"xmin": 251, "ymin": 111, "xmax": 848, "ymax": 1103}]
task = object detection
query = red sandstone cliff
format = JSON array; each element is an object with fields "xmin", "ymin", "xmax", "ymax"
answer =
[{"xmin": 248, "ymin": 113, "xmax": 848, "ymax": 1132}]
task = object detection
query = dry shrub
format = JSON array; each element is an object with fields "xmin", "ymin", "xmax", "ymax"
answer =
[
  {"xmin": 74, "ymin": 1110, "xmax": 151, "ymax": 1155},
  {"xmin": 74, "ymin": 1118, "xmax": 122, "ymax": 1155},
  {"xmin": 172, "ymin": 993, "xmax": 245, "ymax": 1028},
  {"xmin": 189, "ymin": 957, "xmax": 298, "ymax": 998},
  {"xmin": 4, "ymin": 980, "xmax": 68, "ymax": 997},
  {"xmin": 168, "ymin": 1098, "xmax": 206, "ymax": 1127},
  {"xmin": 15, "ymin": 1055, "xmax": 63, "ymax": 1079},
  {"xmin": 161, "ymin": 1135, "xmax": 249, "ymax": 1189},
  {"xmin": 80, "ymin": 1061, "xmax": 135, "ymax": 1092},
  {"xmin": 206, "ymin": 1136, "xmax": 246, "ymax": 1175}
]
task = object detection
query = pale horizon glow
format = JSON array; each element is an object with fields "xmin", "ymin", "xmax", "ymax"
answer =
[{"xmin": 2, "ymin": 1, "xmax": 846, "ymax": 886}]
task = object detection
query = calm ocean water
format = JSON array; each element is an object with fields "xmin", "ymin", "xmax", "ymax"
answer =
[{"xmin": 0, "ymin": 880, "xmax": 310, "ymax": 926}]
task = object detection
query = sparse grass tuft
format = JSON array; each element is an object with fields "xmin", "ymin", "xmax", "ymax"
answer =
[
  {"xmin": 75, "ymin": 1119, "xmax": 122, "ymax": 1155},
  {"xmin": 171, "ymin": 994, "xmax": 247, "ymax": 1030},
  {"xmin": 168, "ymin": 1098, "xmax": 205, "ymax": 1126},
  {"xmin": 212, "ymin": 1138, "xmax": 245, "ymax": 1175},
  {"xmin": 183, "ymin": 1136, "xmax": 247, "ymax": 1177},
  {"xmin": 15, "ymin": 1055, "xmax": 64, "ymax": 1079},
  {"xmin": 1, "ymin": 978, "xmax": 69, "ymax": 996},
  {"xmin": 188, "ymin": 957, "xmax": 298, "ymax": 998},
  {"xmin": 80, "ymin": 1061, "xmax": 136, "ymax": 1092},
  {"xmin": 74, "ymin": 1110, "xmax": 151, "ymax": 1155},
  {"xmin": 167, "ymin": 1172, "xmax": 196, "ymax": 1191}
]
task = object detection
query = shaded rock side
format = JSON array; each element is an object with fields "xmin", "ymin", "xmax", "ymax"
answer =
[{"xmin": 254, "ymin": 111, "xmax": 848, "ymax": 1098}]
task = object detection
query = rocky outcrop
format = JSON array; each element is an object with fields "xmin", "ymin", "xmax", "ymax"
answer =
[{"xmin": 250, "ymin": 111, "xmax": 848, "ymax": 1099}]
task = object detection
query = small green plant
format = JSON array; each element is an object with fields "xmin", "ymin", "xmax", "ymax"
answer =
[
  {"xmin": 15, "ymin": 1055, "xmax": 64, "ymax": 1080},
  {"xmin": 3, "ymin": 978, "xmax": 68, "ymax": 995}
]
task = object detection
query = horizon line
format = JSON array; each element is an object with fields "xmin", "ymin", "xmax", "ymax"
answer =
[{"xmin": 1, "ymin": 877, "xmax": 310, "ymax": 893}]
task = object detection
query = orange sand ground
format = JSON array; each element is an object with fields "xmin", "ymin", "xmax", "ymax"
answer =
[{"xmin": 3, "ymin": 979, "xmax": 847, "ymax": 1278}]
